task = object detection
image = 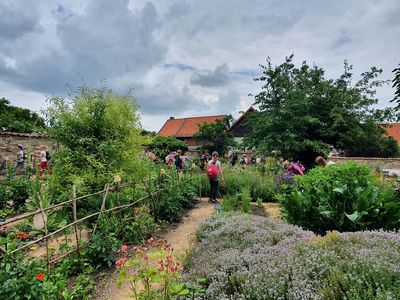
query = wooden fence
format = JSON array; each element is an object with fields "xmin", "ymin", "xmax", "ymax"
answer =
[{"xmin": 0, "ymin": 167, "xmax": 200, "ymax": 270}]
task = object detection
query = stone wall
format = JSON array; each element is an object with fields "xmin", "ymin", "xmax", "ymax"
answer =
[
  {"xmin": 329, "ymin": 156, "xmax": 400, "ymax": 170},
  {"xmin": 0, "ymin": 132, "xmax": 52, "ymax": 173}
]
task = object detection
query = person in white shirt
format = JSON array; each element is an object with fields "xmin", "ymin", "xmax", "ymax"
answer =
[
  {"xmin": 14, "ymin": 144, "xmax": 25, "ymax": 171},
  {"xmin": 38, "ymin": 145, "xmax": 49, "ymax": 177}
]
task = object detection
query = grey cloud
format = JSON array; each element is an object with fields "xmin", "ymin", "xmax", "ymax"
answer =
[
  {"xmin": 191, "ymin": 64, "xmax": 230, "ymax": 87},
  {"xmin": 0, "ymin": 2, "xmax": 41, "ymax": 40},
  {"xmin": 0, "ymin": 0, "xmax": 167, "ymax": 95},
  {"xmin": 57, "ymin": 0, "xmax": 165, "ymax": 80}
]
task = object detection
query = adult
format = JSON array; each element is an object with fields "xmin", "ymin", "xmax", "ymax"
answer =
[
  {"xmin": 200, "ymin": 150, "xmax": 211, "ymax": 170},
  {"xmin": 315, "ymin": 156, "xmax": 327, "ymax": 167},
  {"xmin": 165, "ymin": 151, "xmax": 174, "ymax": 166},
  {"xmin": 226, "ymin": 146, "xmax": 238, "ymax": 166},
  {"xmin": 183, "ymin": 151, "xmax": 190, "ymax": 166},
  {"xmin": 38, "ymin": 145, "xmax": 49, "ymax": 177},
  {"xmin": 207, "ymin": 151, "xmax": 224, "ymax": 203},
  {"xmin": 14, "ymin": 144, "xmax": 25, "ymax": 171},
  {"xmin": 174, "ymin": 149, "xmax": 184, "ymax": 171}
]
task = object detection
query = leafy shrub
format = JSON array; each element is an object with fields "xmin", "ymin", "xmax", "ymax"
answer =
[
  {"xmin": 185, "ymin": 213, "xmax": 400, "ymax": 299},
  {"xmin": 0, "ymin": 252, "xmax": 66, "ymax": 299},
  {"xmin": 9, "ymin": 178, "xmax": 30, "ymax": 210},
  {"xmin": 46, "ymin": 85, "xmax": 148, "ymax": 203},
  {"xmin": 0, "ymin": 184, "xmax": 9, "ymax": 209},
  {"xmin": 278, "ymin": 162, "xmax": 400, "ymax": 233},
  {"xmin": 148, "ymin": 135, "xmax": 188, "ymax": 160},
  {"xmin": 86, "ymin": 207, "xmax": 158, "ymax": 268},
  {"xmin": 154, "ymin": 175, "xmax": 197, "ymax": 222},
  {"xmin": 221, "ymin": 166, "xmax": 276, "ymax": 201},
  {"xmin": 221, "ymin": 189, "xmax": 252, "ymax": 213}
]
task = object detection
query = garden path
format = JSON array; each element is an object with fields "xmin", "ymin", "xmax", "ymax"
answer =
[
  {"xmin": 95, "ymin": 199, "xmax": 281, "ymax": 299},
  {"xmin": 97, "ymin": 197, "xmax": 216, "ymax": 300}
]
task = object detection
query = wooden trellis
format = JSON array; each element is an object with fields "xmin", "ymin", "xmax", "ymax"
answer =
[{"xmin": 0, "ymin": 168, "xmax": 202, "ymax": 270}]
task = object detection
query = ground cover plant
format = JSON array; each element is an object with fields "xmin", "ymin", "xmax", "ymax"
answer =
[
  {"xmin": 185, "ymin": 212, "xmax": 400, "ymax": 299},
  {"xmin": 277, "ymin": 162, "xmax": 400, "ymax": 233}
]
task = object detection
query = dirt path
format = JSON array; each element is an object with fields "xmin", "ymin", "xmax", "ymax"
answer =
[
  {"xmin": 263, "ymin": 202, "xmax": 281, "ymax": 219},
  {"xmin": 94, "ymin": 200, "xmax": 280, "ymax": 299},
  {"xmin": 96, "ymin": 197, "xmax": 216, "ymax": 300}
]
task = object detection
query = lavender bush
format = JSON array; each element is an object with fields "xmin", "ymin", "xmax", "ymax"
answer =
[{"xmin": 185, "ymin": 213, "xmax": 400, "ymax": 299}]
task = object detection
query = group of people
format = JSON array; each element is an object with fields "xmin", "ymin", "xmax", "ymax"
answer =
[
  {"xmin": 164, "ymin": 150, "xmax": 191, "ymax": 171},
  {"xmin": 14, "ymin": 144, "xmax": 51, "ymax": 177}
]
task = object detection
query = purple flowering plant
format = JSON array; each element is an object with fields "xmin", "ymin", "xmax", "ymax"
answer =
[{"xmin": 185, "ymin": 213, "xmax": 400, "ymax": 299}]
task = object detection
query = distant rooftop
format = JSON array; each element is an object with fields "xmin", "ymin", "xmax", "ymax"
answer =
[{"xmin": 158, "ymin": 115, "xmax": 225, "ymax": 138}]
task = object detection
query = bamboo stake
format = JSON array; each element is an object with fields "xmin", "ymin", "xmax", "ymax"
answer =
[
  {"xmin": 9, "ymin": 193, "xmax": 155, "ymax": 254},
  {"xmin": 38, "ymin": 194, "xmax": 50, "ymax": 272},
  {"xmin": 72, "ymin": 185, "xmax": 80, "ymax": 258},
  {"xmin": 91, "ymin": 183, "xmax": 110, "ymax": 239},
  {"xmin": 0, "ymin": 178, "xmax": 152, "ymax": 227}
]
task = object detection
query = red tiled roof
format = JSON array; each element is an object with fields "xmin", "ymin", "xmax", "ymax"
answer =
[
  {"xmin": 381, "ymin": 123, "xmax": 400, "ymax": 144},
  {"xmin": 158, "ymin": 115, "xmax": 225, "ymax": 137}
]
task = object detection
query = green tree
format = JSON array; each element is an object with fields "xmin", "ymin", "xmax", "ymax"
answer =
[
  {"xmin": 0, "ymin": 98, "xmax": 45, "ymax": 133},
  {"xmin": 246, "ymin": 55, "xmax": 398, "ymax": 164},
  {"xmin": 392, "ymin": 63, "xmax": 400, "ymax": 110},
  {"xmin": 148, "ymin": 135, "xmax": 188, "ymax": 159},
  {"xmin": 45, "ymin": 85, "xmax": 147, "ymax": 200},
  {"xmin": 194, "ymin": 115, "xmax": 236, "ymax": 155}
]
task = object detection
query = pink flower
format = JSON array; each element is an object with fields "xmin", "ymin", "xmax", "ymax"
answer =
[
  {"xmin": 115, "ymin": 258, "xmax": 128, "ymax": 270},
  {"xmin": 121, "ymin": 245, "xmax": 128, "ymax": 253},
  {"xmin": 170, "ymin": 265, "xmax": 177, "ymax": 272}
]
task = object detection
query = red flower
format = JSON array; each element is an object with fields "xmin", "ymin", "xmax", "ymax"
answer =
[
  {"xmin": 121, "ymin": 245, "xmax": 128, "ymax": 253},
  {"xmin": 115, "ymin": 258, "xmax": 128, "ymax": 270},
  {"xmin": 170, "ymin": 265, "xmax": 177, "ymax": 272},
  {"xmin": 37, "ymin": 273, "xmax": 45, "ymax": 281},
  {"xmin": 21, "ymin": 234, "xmax": 29, "ymax": 239}
]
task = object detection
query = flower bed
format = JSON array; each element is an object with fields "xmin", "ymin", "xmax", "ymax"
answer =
[{"xmin": 185, "ymin": 213, "xmax": 400, "ymax": 299}]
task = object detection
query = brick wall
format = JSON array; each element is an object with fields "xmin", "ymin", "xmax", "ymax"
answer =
[
  {"xmin": 329, "ymin": 156, "xmax": 400, "ymax": 170},
  {"xmin": 0, "ymin": 132, "xmax": 52, "ymax": 174}
]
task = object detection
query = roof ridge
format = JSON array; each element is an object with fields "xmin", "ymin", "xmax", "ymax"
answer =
[
  {"xmin": 175, "ymin": 118, "xmax": 188, "ymax": 136},
  {"xmin": 168, "ymin": 114, "xmax": 226, "ymax": 121}
]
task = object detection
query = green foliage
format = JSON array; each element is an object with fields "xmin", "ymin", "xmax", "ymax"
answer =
[
  {"xmin": 221, "ymin": 189, "xmax": 252, "ymax": 213},
  {"xmin": 62, "ymin": 274, "xmax": 94, "ymax": 300},
  {"xmin": 0, "ymin": 98, "xmax": 46, "ymax": 133},
  {"xmin": 247, "ymin": 55, "xmax": 398, "ymax": 164},
  {"xmin": 391, "ymin": 63, "xmax": 400, "ymax": 110},
  {"xmin": 221, "ymin": 166, "xmax": 276, "ymax": 201},
  {"xmin": 45, "ymin": 85, "xmax": 148, "ymax": 201},
  {"xmin": 0, "ymin": 177, "xmax": 31, "ymax": 211},
  {"xmin": 86, "ymin": 206, "xmax": 158, "ymax": 268},
  {"xmin": 194, "ymin": 115, "xmax": 236, "ymax": 155},
  {"xmin": 148, "ymin": 135, "xmax": 188, "ymax": 160},
  {"xmin": 154, "ymin": 175, "xmax": 197, "ymax": 222},
  {"xmin": 0, "ymin": 252, "xmax": 66, "ymax": 300},
  {"xmin": 0, "ymin": 184, "xmax": 9, "ymax": 209},
  {"xmin": 278, "ymin": 162, "xmax": 400, "ymax": 233}
]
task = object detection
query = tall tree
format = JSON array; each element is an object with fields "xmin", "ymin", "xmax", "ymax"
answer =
[
  {"xmin": 0, "ymin": 98, "xmax": 45, "ymax": 133},
  {"xmin": 246, "ymin": 55, "xmax": 398, "ymax": 164},
  {"xmin": 391, "ymin": 64, "xmax": 400, "ymax": 110},
  {"xmin": 194, "ymin": 115, "xmax": 236, "ymax": 154}
]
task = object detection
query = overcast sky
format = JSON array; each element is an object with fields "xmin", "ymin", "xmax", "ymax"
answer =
[{"xmin": 1, "ymin": 0, "xmax": 399, "ymax": 131}]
